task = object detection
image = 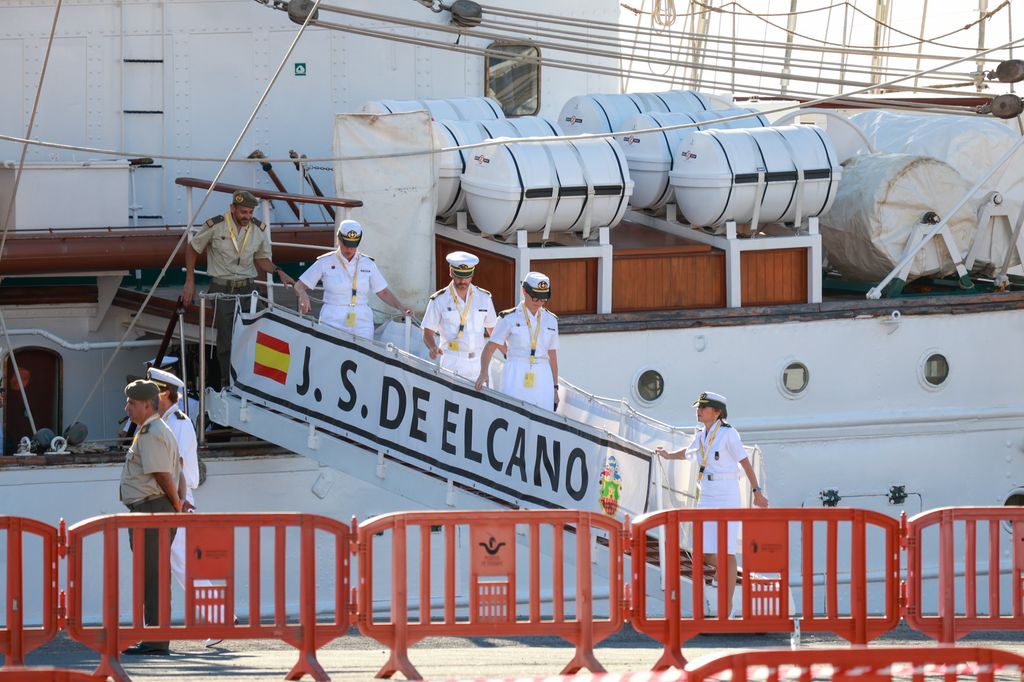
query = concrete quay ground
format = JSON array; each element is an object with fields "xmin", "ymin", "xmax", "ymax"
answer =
[{"xmin": 22, "ymin": 625, "xmax": 1024, "ymax": 681}]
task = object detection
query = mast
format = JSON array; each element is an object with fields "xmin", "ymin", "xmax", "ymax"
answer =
[
  {"xmin": 977, "ymin": 0, "xmax": 989, "ymax": 92},
  {"xmin": 780, "ymin": 0, "xmax": 799, "ymax": 95},
  {"xmin": 871, "ymin": 0, "xmax": 893, "ymax": 92}
]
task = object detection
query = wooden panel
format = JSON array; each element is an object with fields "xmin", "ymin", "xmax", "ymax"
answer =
[
  {"xmin": 741, "ymin": 248, "xmax": 808, "ymax": 306},
  {"xmin": 435, "ymin": 236, "xmax": 516, "ymax": 310},
  {"xmin": 613, "ymin": 251, "xmax": 726, "ymax": 311},
  {"xmin": 542, "ymin": 258, "xmax": 596, "ymax": 316}
]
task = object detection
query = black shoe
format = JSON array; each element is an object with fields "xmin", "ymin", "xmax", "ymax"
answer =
[{"xmin": 122, "ymin": 643, "xmax": 171, "ymax": 656}]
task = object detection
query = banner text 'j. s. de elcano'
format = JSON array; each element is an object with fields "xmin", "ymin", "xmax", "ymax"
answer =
[{"xmin": 231, "ymin": 311, "xmax": 652, "ymax": 519}]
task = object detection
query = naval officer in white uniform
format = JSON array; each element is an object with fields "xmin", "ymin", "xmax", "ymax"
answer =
[
  {"xmin": 148, "ymin": 366, "xmax": 227, "ymax": 646},
  {"xmin": 294, "ymin": 219, "xmax": 411, "ymax": 339},
  {"xmin": 421, "ymin": 251, "xmax": 497, "ymax": 379},
  {"xmin": 475, "ymin": 272, "xmax": 560, "ymax": 411},
  {"xmin": 655, "ymin": 391, "xmax": 768, "ymax": 613}
]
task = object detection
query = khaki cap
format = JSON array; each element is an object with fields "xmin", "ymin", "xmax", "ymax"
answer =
[{"xmin": 125, "ymin": 379, "xmax": 160, "ymax": 401}]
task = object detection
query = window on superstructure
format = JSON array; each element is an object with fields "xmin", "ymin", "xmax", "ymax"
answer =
[
  {"xmin": 923, "ymin": 354, "xmax": 949, "ymax": 386},
  {"xmin": 485, "ymin": 42, "xmax": 540, "ymax": 116}
]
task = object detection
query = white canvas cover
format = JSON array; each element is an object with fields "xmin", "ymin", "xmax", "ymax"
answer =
[
  {"xmin": 851, "ymin": 111, "xmax": 1024, "ymax": 271},
  {"xmin": 333, "ymin": 111, "xmax": 437, "ymax": 314},
  {"xmin": 820, "ymin": 153, "xmax": 977, "ymax": 282}
]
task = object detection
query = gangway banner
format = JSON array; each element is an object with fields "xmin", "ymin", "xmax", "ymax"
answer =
[{"xmin": 231, "ymin": 310, "xmax": 653, "ymax": 518}]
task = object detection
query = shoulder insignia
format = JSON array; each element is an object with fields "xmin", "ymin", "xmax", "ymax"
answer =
[
  {"xmin": 362, "ymin": 253, "xmax": 375, "ymax": 261},
  {"xmin": 315, "ymin": 250, "xmax": 334, "ymax": 260},
  {"xmin": 204, "ymin": 215, "xmax": 225, "ymax": 229},
  {"xmin": 546, "ymin": 310, "xmax": 558, "ymax": 319},
  {"xmin": 498, "ymin": 307, "xmax": 516, "ymax": 318},
  {"xmin": 429, "ymin": 288, "xmax": 446, "ymax": 301},
  {"xmin": 475, "ymin": 286, "xmax": 491, "ymax": 296},
  {"xmin": 720, "ymin": 421, "xmax": 733, "ymax": 428},
  {"xmin": 175, "ymin": 410, "xmax": 187, "ymax": 420},
  {"xmin": 139, "ymin": 425, "xmax": 150, "ymax": 435},
  {"xmin": 252, "ymin": 217, "xmax": 265, "ymax": 230}
]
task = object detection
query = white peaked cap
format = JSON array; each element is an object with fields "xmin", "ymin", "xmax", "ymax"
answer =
[{"xmin": 147, "ymin": 367, "xmax": 185, "ymax": 389}]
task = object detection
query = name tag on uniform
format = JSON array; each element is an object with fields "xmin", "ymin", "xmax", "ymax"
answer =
[
  {"xmin": 448, "ymin": 340, "xmax": 460, "ymax": 351},
  {"xmin": 523, "ymin": 371, "xmax": 535, "ymax": 388},
  {"xmin": 346, "ymin": 312, "xmax": 357, "ymax": 327}
]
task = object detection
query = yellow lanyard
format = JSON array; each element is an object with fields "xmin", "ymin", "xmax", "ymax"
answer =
[
  {"xmin": 448, "ymin": 283, "xmax": 474, "ymax": 339},
  {"xmin": 225, "ymin": 214, "xmax": 253, "ymax": 265},
  {"xmin": 696, "ymin": 420, "xmax": 723, "ymax": 483},
  {"xmin": 336, "ymin": 251, "xmax": 361, "ymax": 305},
  {"xmin": 521, "ymin": 302, "xmax": 542, "ymax": 366}
]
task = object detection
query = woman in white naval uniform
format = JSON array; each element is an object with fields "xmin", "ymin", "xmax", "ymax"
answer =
[
  {"xmin": 294, "ymin": 219, "xmax": 410, "ymax": 339},
  {"xmin": 655, "ymin": 391, "xmax": 768, "ymax": 614},
  {"xmin": 475, "ymin": 272, "xmax": 560, "ymax": 411},
  {"xmin": 422, "ymin": 251, "xmax": 497, "ymax": 379}
]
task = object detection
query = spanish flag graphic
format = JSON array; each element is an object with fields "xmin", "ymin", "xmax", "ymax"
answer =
[{"xmin": 253, "ymin": 331, "xmax": 290, "ymax": 384}]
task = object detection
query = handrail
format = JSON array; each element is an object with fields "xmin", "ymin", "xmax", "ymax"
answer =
[{"xmin": 174, "ymin": 177, "xmax": 362, "ymax": 208}]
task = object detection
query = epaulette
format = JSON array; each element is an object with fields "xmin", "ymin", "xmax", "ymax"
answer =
[
  {"xmin": 174, "ymin": 410, "xmax": 188, "ymax": 420},
  {"xmin": 720, "ymin": 421, "xmax": 732, "ymax": 428},
  {"xmin": 429, "ymin": 288, "xmax": 445, "ymax": 301},
  {"xmin": 498, "ymin": 307, "xmax": 516, "ymax": 317},
  {"xmin": 204, "ymin": 215, "xmax": 225, "ymax": 229},
  {"xmin": 474, "ymin": 286, "xmax": 491, "ymax": 296},
  {"xmin": 315, "ymin": 250, "xmax": 335, "ymax": 260},
  {"xmin": 139, "ymin": 424, "xmax": 150, "ymax": 435},
  {"xmin": 362, "ymin": 253, "xmax": 375, "ymax": 261},
  {"xmin": 252, "ymin": 217, "xmax": 265, "ymax": 231},
  {"xmin": 546, "ymin": 310, "xmax": 558, "ymax": 319}
]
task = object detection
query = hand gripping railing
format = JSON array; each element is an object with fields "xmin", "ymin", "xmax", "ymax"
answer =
[
  {"xmin": 357, "ymin": 510, "xmax": 626, "ymax": 680},
  {"xmin": 0, "ymin": 517, "xmax": 60, "ymax": 668},
  {"xmin": 66, "ymin": 512, "xmax": 353, "ymax": 682},
  {"xmin": 905, "ymin": 506, "xmax": 1024, "ymax": 643},
  {"xmin": 685, "ymin": 645, "xmax": 1024, "ymax": 682},
  {"xmin": 630, "ymin": 508, "xmax": 902, "ymax": 670}
]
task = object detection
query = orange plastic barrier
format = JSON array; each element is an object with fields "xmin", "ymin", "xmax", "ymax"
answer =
[
  {"xmin": 0, "ymin": 668, "xmax": 107, "ymax": 682},
  {"xmin": 357, "ymin": 510, "xmax": 625, "ymax": 680},
  {"xmin": 0, "ymin": 517, "xmax": 60, "ymax": 668},
  {"xmin": 66, "ymin": 512, "xmax": 353, "ymax": 682},
  {"xmin": 906, "ymin": 506, "xmax": 1024, "ymax": 643},
  {"xmin": 685, "ymin": 646, "xmax": 1024, "ymax": 682},
  {"xmin": 630, "ymin": 508, "xmax": 902, "ymax": 670}
]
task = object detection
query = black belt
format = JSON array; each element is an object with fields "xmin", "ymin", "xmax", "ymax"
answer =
[
  {"xmin": 125, "ymin": 493, "xmax": 167, "ymax": 511},
  {"xmin": 211, "ymin": 277, "xmax": 255, "ymax": 290}
]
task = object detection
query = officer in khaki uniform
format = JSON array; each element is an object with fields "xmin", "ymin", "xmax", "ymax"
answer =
[
  {"xmin": 119, "ymin": 379, "xmax": 184, "ymax": 656},
  {"xmin": 183, "ymin": 190, "xmax": 296, "ymax": 388},
  {"xmin": 421, "ymin": 251, "xmax": 497, "ymax": 379}
]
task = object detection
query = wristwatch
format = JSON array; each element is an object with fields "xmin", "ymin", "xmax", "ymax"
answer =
[{"xmin": 752, "ymin": 486, "xmax": 762, "ymax": 494}]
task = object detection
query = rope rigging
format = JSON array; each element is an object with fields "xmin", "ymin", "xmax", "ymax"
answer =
[{"xmin": 619, "ymin": 0, "xmax": 1012, "ymax": 52}]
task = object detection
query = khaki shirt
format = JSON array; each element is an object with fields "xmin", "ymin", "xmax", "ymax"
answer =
[
  {"xmin": 190, "ymin": 211, "xmax": 272, "ymax": 280},
  {"xmin": 119, "ymin": 414, "xmax": 181, "ymax": 506}
]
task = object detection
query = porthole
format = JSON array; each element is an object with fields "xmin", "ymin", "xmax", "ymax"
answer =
[
  {"xmin": 633, "ymin": 369, "xmax": 664, "ymax": 404},
  {"xmin": 922, "ymin": 353, "xmax": 949, "ymax": 387},
  {"xmin": 1003, "ymin": 488, "xmax": 1024, "ymax": 533},
  {"xmin": 781, "ymin": 362, "xmax": 809, "ymax": 395}
]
